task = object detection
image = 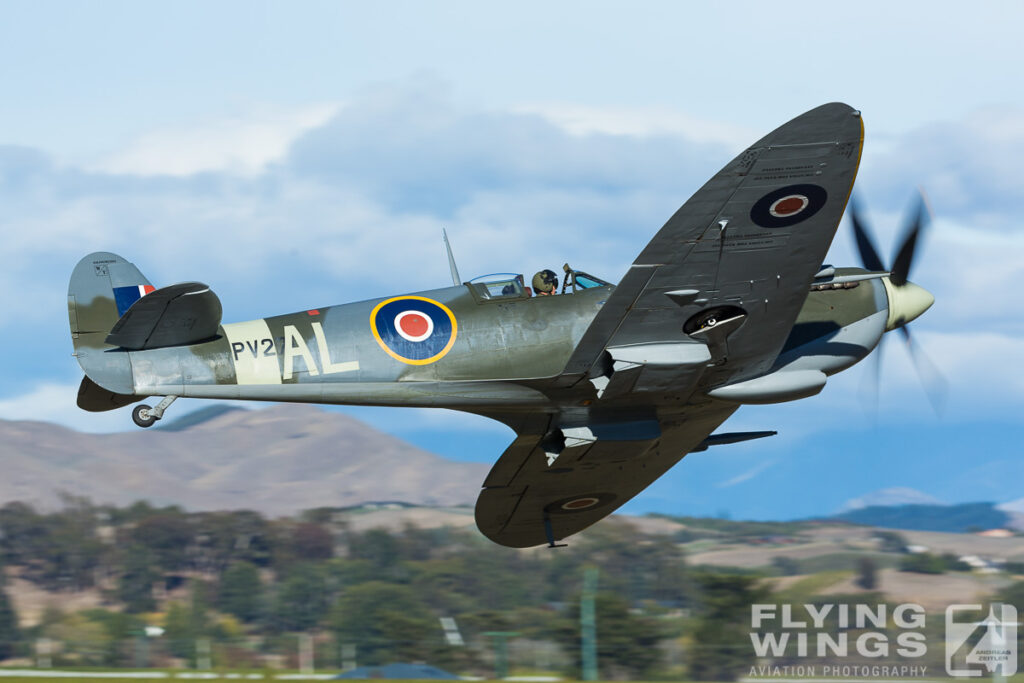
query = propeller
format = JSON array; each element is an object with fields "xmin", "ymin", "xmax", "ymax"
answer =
[{"xmin": 849, "ymin": 191, "xmax": 946, "ymax": 414}]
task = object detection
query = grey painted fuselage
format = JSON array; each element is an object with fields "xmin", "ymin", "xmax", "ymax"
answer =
[{"xmin": 123, "ymin": 270, "xmax": 886, "ymax": 416}]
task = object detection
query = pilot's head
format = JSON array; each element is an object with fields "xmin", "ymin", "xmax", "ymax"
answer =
[{"xmin": 533, "ymin": 269, "xmax": 558, "ymax": 295}]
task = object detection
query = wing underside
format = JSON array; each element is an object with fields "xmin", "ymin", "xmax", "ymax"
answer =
[{"xmin": 475, "ymin": 404, "xmax": 737, "ymax": 548}]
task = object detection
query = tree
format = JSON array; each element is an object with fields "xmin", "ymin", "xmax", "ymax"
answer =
[
  {"xmin": 940, "ymin": 553, "xmax": 971, "ymax": 572},
  {"xmin": 689, "ymin": 573, "xmax": 770, "ymax": 682},
  {"xmin": 131, "ymin": 513, "xmax": 193, "ymax": 573},
  {"xmin": 900, "ymin": 552, "xmax": 946, "ymax": 574},
  {"xmin": 856, "ymin": 557, "xmax": 877, "ymax": 589},
  {"xmin": 874, "ymin": 531, "xmax": 908, "ymax": 554},
  {"xmin": 164, "ymin": 601, "xmax": 193, "ymax": 660},
  {"xmin": 218, "ymin": 562, "xmax": 264, "ymax": 623},
  {"xmin": 118, "ymin": 545, "xmax": 158, "ymax": 613},
  {"xmin": 290, "ymin": 523, "xmax": 333, "ymax": 561},
  {"xmin": 43, "ymin": 611, "xmax": 108, "ymax": 665},
  {"xmin": 552, "ymin": 592, "xmax": 665, "ymax": 680},
  {"xmin": 0, "ymin": 502, "xmax": 46, "ymax": 567},
  {"xmin": 0, "ymin": 582, "xmax": 19, "ymax": 660},
  {"xmin": 80, "ymin": 609, "xmax": 144, "ymax": 666},
  {"xmin": 347, "ymin": 529, "xmax": 400, "ymax": 571},
  {"xmin": 271, "ymin": 563, "xmax": 330, "ymax": 632},
  {"xmin": 163, "ymin": 581, "xmax": 213, "ymax": 664},
  {"xmin": 330, "ymin": 582, "xmax": 442, "ymax": 665},
  {"xmin": 192, "ymin": 510, "xmax": 273, "ymax": 573}
]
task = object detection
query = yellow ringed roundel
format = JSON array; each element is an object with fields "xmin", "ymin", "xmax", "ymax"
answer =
[{"xmin": 370, "ymin": 295, "xmax": 458, "ymax": 365}]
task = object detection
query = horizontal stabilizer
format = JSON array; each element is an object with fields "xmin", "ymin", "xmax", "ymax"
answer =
[
  {"xmin": 77, "ymin": 375, "xmax": 141, "ymax": 412},
  {"xmin": 105, "ymin": 282, "xmax": 222, "ymax": 350},
  {"xmin": 692, "ymin": 430, "xmax": 777, "ymax": 452}
]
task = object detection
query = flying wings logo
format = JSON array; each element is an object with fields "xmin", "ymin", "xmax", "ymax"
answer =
[
  {"xmin": 113, "ymin": 284, "xmax": 155, "ymax": 316},
  {"xmin": 946, "ymin": 604, "xmax": 1018, "ymax": 677},
  {"xmin": 370, "ymin": 296, "xmax": 458, "ymax": 365},
  {"xmin": 750, "ymin": 183, "xmax": 828, "ymax": 228}
]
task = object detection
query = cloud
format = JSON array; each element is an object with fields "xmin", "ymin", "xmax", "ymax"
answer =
[
  {"xmin": 511, "ymin": 102, "xmax": 758, "ymax": 149},
  {"xmin": 283, "ymin": 84, "xmax": 727, "ymax": 217},
  {"xmin": 0, "ymin": 86, "xmax": 732, "ymax": 336},
  {"xmin": 839, "ymin": 486, "xmax": 944, "ymax": 512},
  {"xmin": 93, "ymin": 103, "xmax": 341, "ymax": 176},
  {"xmin": 716, "ymin": 459, "xmax": 776, "ymax": 489},
  {"xmin": 858, "ymin": 105, "xmax": 1024, "ymax": 228}
]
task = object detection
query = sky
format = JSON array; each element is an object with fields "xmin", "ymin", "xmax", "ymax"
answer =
[{"xmin": 1, "ymin": 1, "xmax": 1022, "ymax": 519}]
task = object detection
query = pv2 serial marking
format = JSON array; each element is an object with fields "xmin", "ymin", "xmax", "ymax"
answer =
[
  {"xmin": 221, "ymin": 320, "xmax": 359, "ymax": 383},
  {"xmin": 68, "ymin": 103, "xmax": 937, "ymax": 548}
]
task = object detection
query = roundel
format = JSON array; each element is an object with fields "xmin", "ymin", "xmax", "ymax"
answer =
[
  {"xmin": 544, "ymin": 492, "xmax": 618, "ymax": 515},
  {"xmin": 750, "ymin": 183, "xmax": 828, "ymax": 228},
  {"xmin": 370, "ymin": 296, "xmax": 458, "ymax": 365}
]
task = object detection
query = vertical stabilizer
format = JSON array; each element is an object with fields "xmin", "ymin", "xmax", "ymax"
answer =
[{"xmin": 68, "ymin": 252, "xmax": 152, "ymax": 395}]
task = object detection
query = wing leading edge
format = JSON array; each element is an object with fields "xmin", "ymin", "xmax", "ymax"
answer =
[{"xmin": 562, "ymin": 102, "xmax": 864, "ymax": 390}]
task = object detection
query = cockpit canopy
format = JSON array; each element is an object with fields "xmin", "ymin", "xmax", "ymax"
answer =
[
  {"xmin": 469, "ymin": 273, "xmax": 527, "ymax": 299},
  {"xmin": 468, "ymin": 266, "xmax": 610, "ymax": 301}
]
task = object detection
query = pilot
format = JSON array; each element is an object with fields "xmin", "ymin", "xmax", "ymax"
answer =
[{"xmin": 532, "ymin": 269, "xmax": 558, "ymax": 296}]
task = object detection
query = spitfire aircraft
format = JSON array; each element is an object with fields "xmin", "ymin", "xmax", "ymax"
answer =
[{"xmin": 68, "ymin": 103, "xmax": 935, "ymax": 548}]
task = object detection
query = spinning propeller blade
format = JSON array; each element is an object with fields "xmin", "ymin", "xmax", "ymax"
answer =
[
  {"xmin": 849, "ymin": 191, "xmax": 944, "ymax": 415},
  {"xmin": 850, "ymin": 197, "xmax": 887, "ymax": 273},
  {"xmin": 890, "ymin": 193, "xmax": 928, "ymax": 286}
]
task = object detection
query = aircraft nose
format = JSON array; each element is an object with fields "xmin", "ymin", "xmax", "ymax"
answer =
[{"xmin": 884, "ymin": 279, "xmax": 935, "ymax": 331}]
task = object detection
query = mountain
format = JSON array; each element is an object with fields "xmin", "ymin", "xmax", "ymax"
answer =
[
  {"xmin": 828, "ymin": 502, "xmax": 1010, "ymax": 533},
  {"xmin": 155, "ymin": 404, "xmax": 245, "ymax": 431},
  {"xmin": 0, "ymin": 404, "xmax": 488, "ymax": 515}
]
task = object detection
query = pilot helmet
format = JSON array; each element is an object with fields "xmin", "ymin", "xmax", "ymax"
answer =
[{"xmin": 532, "ymin": 269, "xmax": 559, "ymax": 294}]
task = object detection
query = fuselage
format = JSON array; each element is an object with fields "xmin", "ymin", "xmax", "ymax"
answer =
[
  {"xmin": 130, "ymin": 280, "xmax": 609, "ymax": 409},
  {"xmin": 124, "ymin": 267, "xmax": 899, "ymax": 412}
]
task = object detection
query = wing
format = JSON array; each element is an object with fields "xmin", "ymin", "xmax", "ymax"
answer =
[
  {"xmin": 561, "ymin": 102, "xmax": 864, "ymax": 389},
  {"xmin": 476, "ymin": 104, "xmax": 863, "ymax": 547},
  {"xmin": 475, "ymin": 404, "xmax": 738, "ymax": 547}
]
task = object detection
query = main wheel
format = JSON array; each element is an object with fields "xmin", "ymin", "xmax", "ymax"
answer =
[{"xmin": 132, "ymin": 404, "xmax": 157, "ymax": 428}]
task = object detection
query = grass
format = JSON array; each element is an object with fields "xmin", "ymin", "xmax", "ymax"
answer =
[
  {"xmin": 771, "ymin": 570, "xmax": 852, "ymax": 602},
  {"xmin": 788, "ymin": 552, "xmax": 901, "ymax": 574}
]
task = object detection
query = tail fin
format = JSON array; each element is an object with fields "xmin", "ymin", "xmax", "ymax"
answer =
[{"xmin": 68, "ymin": 252, "xmax": 152, "ymax": 395}]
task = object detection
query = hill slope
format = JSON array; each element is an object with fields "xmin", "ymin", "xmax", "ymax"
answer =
[{"xmin": 0, "ymin": 404, "xmax": 489, "ymax": 514}]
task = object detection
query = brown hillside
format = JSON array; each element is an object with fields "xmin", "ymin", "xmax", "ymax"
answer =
[{"xmin": 0, "ymin": 405, "xmax": 489, "ymax": 514}]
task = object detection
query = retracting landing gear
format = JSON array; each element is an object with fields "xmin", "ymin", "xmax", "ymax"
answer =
[{"xmin": 131, "ymin": 395, "xmax": 178, "ymax": 428}]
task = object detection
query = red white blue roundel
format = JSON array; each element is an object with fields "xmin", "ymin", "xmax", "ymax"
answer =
[
  {"xmin": 750, "ymin": 183, "xmax": 828, "ymax": 228},
  {"xmin": 543, "ymin": 492, "xmax": 618, "ymax": 515},
  {"xmin": 370, "ymin": 296, "xmax": 458, "ymax": 365}
]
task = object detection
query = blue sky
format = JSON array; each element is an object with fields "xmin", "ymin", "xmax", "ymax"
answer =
[{"xmin": 1, "ymin": 1, "xmax": 1022, "ymax": 519}]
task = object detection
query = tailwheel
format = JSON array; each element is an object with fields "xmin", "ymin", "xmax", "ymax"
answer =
[
  {"xmin": 131, "ymin": 395, "xmax": 178, "ymax": 428},
  {"xmin": 132, "ymin": 404, "xmax": 157, "ymax": 428}
]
